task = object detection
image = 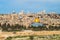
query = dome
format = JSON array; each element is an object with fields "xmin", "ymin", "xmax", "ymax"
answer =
[{"xmin": 34, "ymin": 18, "xmax": 40, "ymax": 23}]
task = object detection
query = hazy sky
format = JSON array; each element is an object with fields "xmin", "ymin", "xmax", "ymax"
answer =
[{"xmin": 0, "ymin": 0, "xmax": 60, "ymax": 14}]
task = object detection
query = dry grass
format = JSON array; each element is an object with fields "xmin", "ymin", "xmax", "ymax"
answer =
[{"xmin": 0, "ymin": 31, "xmax": 60, "ymax": 40}]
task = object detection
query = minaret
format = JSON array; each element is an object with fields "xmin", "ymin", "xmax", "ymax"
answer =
[{"xmin": 11, "ymin": 10, "xmax": 16, "ymax": 20}]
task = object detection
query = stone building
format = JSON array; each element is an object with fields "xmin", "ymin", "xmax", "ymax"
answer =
[{"xmin": 0, "ymin": 11, "xmax": 60, "ymax": 28}]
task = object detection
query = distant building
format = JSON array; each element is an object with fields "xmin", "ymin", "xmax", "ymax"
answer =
[
  {"xmin": 0, "ymin": 10, "xmax": 60, "ymax": 28},
  {"xmin": 31, "ymin": 17, "xmax": 44, "ymax": 27}
]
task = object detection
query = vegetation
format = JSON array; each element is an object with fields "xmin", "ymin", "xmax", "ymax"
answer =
[
  {"xmin": 29, "ymin": 25, "xmax": 60, "ymax": 31},
  {"xmin": 0, "ymin": 23, "xmax": 60, "ymax": 31},
  {"xmin": 5, "ymin": 34, "xmax": 60, "ymax": 40},
  {"xmin": 0, "ymin": 23, "xmax": 26, "ymax": 32},
  {"xmin": 48, "ymin": 25, "xmax": 60, "ymax": 30},
  {"xmin": 5, "ymin": 36, "xmax": 12, "ymax": 40}
]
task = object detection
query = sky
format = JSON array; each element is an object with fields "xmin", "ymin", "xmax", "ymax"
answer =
[{"xmin": 0, "ymin": 0, "xmax": 60, "ymax": 14}]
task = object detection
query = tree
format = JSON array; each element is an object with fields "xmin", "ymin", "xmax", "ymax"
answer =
[
  {"xmin": 1, "ymin": 23, "xmax": 7, "ymax": 31},
  {"xmin": 29, "ymin": 36, "xmax": 34, "ymax": 40},
  {"xmin": 7, "ymin": 24, "xmax": 11, "ymax": 31}
]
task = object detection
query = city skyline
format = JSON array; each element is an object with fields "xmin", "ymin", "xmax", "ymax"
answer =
[{"xmin": 0, "ymin": 0, "xmax": 60, "ymax": 14}]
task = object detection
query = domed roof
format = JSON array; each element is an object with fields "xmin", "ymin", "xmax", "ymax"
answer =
[{"xmin": 34, "ymin": 18, "xmax": 40, "ymax": 23}]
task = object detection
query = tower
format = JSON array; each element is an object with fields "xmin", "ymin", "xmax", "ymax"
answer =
[{"xmin": 19, "ymin": 10, "xmax": 24, "ymax": 15}]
